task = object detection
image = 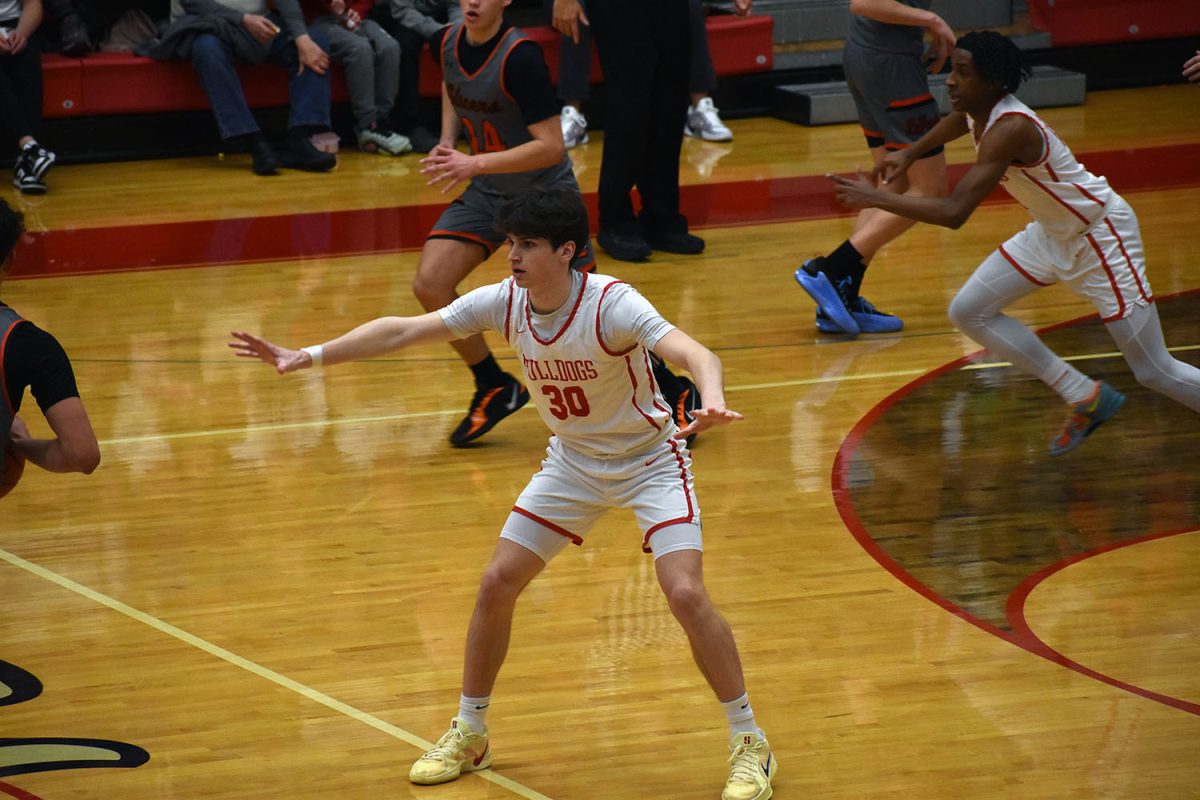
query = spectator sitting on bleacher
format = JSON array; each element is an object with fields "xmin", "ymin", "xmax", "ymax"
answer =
[
  {"xmin": 368, "ymin": 0, "xmax": 460, "ymax": 152},
  {"xmin": 44, "ymin": 1, "xmax": 167, "ymax": 56},
  {"xmin": 1, "ymin": 0, "xmax": 57, "ymax": 194},
  {"xmin": 142, "ymin": 0, "xmax": 338, "ymax": 176},
  {"xmin": 302, "ymin": 0, "xmax": 411, "ymax": 155}
]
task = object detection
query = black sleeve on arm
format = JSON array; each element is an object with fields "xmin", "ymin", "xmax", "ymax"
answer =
[
  {"xmin": 430, "ymin": 25, "xmax": 448, "ymax": 63},
  {"xmin": 504, "ymin": 40, "xmax": 563, "ymax": 127},
  {"xmin": 7, "ymin": 324, "xmax": 81, "ymax": 415}
]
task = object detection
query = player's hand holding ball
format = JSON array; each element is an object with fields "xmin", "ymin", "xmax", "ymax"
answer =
[{"xmin": 2, "ymin": 417, "xmax": 30, "ymax": 499}]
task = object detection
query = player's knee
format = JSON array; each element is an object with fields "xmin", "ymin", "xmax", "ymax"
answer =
[
  {"xmin": 947, "ymin": 293, "xmax": 980, "ymax": 332},
  {"xmin": 663, "ymin": 579, "xmax": 709, "ymax": 624},
  {"xmin": 476, "ymin": 563, "xmax": 525, "ymax": 607},
  {"xmin": 411, "ymin": 272, "xmax": 453, "ymax": 311},
  {"xmin": 1129, "ymin": 362, "xmax": 1170, "ymax": 394}
]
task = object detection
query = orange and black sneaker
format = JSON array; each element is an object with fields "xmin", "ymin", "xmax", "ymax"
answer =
[
  {"xmin": 672, "ymin": 375, "xmax": 702, "ymax": 447},
  {"xmin": 449, "ymin": 373, "xmax": 530, "ymax": 447}
]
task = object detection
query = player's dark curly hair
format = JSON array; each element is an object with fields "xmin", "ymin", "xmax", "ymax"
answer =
[
  {"xmin": 0, "ymin": 199, "xmax": 25, "ymax": 267},
  {"xmin": 958, "ymin": 31, "xmax": 1032, "ymax": 94},
  {"xmin": 494, "ymin": 186, "xmax": 590, "ymax": 262}
]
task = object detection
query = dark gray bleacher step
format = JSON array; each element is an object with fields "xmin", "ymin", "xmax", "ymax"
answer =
[{"xmin": 771, "ymin": 64, "xmax": 1085, "ymax": 126}]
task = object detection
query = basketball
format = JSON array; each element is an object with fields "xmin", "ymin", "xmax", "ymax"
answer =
[{"xmin": 1, "ymin": 447, "xmax": 25, "ymax": 499}]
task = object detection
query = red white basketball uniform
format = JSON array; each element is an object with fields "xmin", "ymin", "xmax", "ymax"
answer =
[
  {"xmin": 439, "ymin": 270, "xmax": 702, "ymax": 561},
  {"xmin": 971, "ymin": 93, "xmax": 1154, "ymax": 322}
]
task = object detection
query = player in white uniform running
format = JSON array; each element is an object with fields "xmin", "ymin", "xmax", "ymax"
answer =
[
  {"xmin": 229, "ymin": 186, "xmax": 777, "ymax": 800},
  {"xmin": 828, "ymin": 30, "xmax": 1200, "ymax": 455}
]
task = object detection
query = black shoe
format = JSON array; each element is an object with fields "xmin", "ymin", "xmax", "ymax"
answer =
[
  {"xmin": 249, "ymin": 136, "xmax": 281, "ymax": 176},
  {"xmin": 60, "ymin": 14, "xmax": 91, "ymax": 56},
  {"xmin": 19, "ymin": 141, "xmax": 55, "ymax": 179},
  {"xmin": 12, "ymin": 143, "xmax": 52, "ymax": 194},
  {"xmin": 449, "ymin": 373, "xmax": 530, "ymax": 447},
  {"xmin": 643, "ymin": 228, "xmax": 705, "ymax": 255},
  {"xmin": 281, "ymin": 131, "xmax": 337, "ymax": 172},
  {"xmin": 405, "ymin": 126, "xmax": 441, "ymax": 154},
  {"xmin": 597, "ymin": 228, "xmax": 651, "ymax": 262}
]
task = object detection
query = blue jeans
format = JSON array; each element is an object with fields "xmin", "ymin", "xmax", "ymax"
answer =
[{"xmin": 189, "ymin": 20, "xmax": 331, "ymax": 140}]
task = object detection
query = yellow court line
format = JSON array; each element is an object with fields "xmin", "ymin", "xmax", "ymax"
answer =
[
  {"xmin": 0, "ymin": 546, "xmax": 555, "ymax": 800},
  {"xmin": 97, "ymin": 344, "xmax": 1199, "ymax": 447}
]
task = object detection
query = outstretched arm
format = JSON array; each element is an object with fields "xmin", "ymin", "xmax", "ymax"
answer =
[
  {"xmin": 652, "ymin": 329, "xmax": 743, "ymax": 439},
  {"xmin": 832, "ymin": 113, "xmax": 1040, "ymax": 229},
  {"xmin": 230, "ymin": 311, "xmax": 459, "ymax": 374}
]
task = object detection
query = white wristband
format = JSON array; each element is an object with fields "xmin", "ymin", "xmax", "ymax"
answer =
[{"xmin": 301, "ymin": 345, "xmax": 324, "ymax": 368}]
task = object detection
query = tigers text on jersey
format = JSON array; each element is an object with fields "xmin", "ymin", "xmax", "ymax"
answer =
[
  {"xmin": 439, "ymin": 271, "xmax": 678, "ymax": 458},
  {"xmin": 970, "ymin": 93, "xmax": 1118, "ymax": 238},
  {"xmin": 440, "ymin": 22, "xmax": 574, "ymax": 198}
]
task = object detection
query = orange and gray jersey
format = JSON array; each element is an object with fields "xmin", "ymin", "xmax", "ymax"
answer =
[
  {"xmin": 847, "ymin": 0, "xmax": 932, "ymax": 57},
  {"xmin": 971, "ymin": 93, "xmax": 1118, "ymax": 238},
  {"xmin": 439, "ymin": 271, "xmax": 678, "ymax": 459},
  {"xmin": 440, "ymin": 22, "xmax": 574, "ymax": 198}
]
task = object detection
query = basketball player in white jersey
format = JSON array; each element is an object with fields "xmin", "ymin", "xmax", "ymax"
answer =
[
  {"xmin": 229, "ymin": 186, "xmax": 777, "ymax": 800},
  {"xmin": 828, "ymin": 30, "xmax": 1200, "ymax": 455}
]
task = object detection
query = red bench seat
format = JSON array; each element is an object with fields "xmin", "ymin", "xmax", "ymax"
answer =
[{"xmin": 42, "ymin": 15, "xmax": 772, "ymax": 119}]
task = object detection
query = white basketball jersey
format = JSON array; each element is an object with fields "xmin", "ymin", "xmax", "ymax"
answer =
[
  {"xmin": 441, "ymin": 271, "xmax": 678, "ymax": 458},
  {"xmin": 970, "ymin": 94, "xmax": 1117, "ymax": 238}
]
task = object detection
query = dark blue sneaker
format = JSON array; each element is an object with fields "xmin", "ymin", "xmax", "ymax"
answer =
[
  {"xmin": 1048, "ymin": 381, "xmax": 1126, "ymax": 456},
  {"xmin": 815, "ymin": 296, "xmax": 904, "ymax": 334},
  {"xmin": 794, "ymin": 259, "xmax": 859, "ymax": 336}
]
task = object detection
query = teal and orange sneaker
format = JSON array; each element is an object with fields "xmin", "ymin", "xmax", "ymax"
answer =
[{"xmin": 1048, "ymin": 381, "xmax": 1126, "ymax": 456}]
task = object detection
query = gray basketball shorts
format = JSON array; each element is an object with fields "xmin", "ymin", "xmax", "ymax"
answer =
[
  {"xmin": 428, "ymin": 182, "xmax": 597, "ymax": 269},
  {"xmin": 843, "ymin": 42, "xmax": 944, "ymax": 156}
]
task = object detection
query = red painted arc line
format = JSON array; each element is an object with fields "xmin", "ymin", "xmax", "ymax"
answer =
[
  {"xmin": 1005, "ymin": 527, "xmax": 1200, "ymax": 716},
  {"xmin": 832, "ymin": 293, "xmax": 1200, "ymax": 717},
  {"xmin": 0, "ymin": 781, "xmax": 45, "ymax": 800},
  {"xmin": 9, "ymin": 142, "xmax": 1200, "ymax": 281}
]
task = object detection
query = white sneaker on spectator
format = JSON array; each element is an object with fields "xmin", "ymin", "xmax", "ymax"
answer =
[
  {"xmin": 358, "ymin": 122, "xmax": 412, "ymax": 156},
  {"xmin": 685, "ymin": 97, "xmax": 733, "ymax": 142},
  {"xmin": 560, "ymin": 105, "xmax": 589, "ymax": 148}
]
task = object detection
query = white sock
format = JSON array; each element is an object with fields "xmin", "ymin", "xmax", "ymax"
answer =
[
  {"xmin": 458, "ymin": 694, "xmax": 490, "ymax": 731},
  {"xmin": 720, "ymin": 692, "xmax": 759, "ymax": 737},
  {"xmin": 1051, "ymin": 370, "xmax": 1097, "ymax": 407}
]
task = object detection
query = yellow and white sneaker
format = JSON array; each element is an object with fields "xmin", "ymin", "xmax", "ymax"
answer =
[
  {"xmin": 408, "ymin": 717, "xmax": 491, "ymax": 785},
  {"xmin": 723, "ymin": 731, "xmax": 777, "ymax": 800}
]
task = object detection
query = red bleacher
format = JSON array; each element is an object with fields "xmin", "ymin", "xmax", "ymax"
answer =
[
  {"xmin": 1027, "ymin": 0, "xmax": 1200, "ymax": 47},
  {"xmin": 41, "ymin": 15, "xmax": 773, "ymax": 119}
]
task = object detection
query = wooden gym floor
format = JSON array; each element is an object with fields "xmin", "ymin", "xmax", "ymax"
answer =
[{"xmin": 2, "ymin": 83, "xmax": 1198, "ymax": 799}]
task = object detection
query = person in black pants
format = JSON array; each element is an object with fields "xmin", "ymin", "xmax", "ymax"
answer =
[
  {"xmin": 1, "ymin": 0, "xmax": 57, "ymax": 194},
  {"xmin": 552, "ymin": 0, "xmax": 702, "ymax": 262}
]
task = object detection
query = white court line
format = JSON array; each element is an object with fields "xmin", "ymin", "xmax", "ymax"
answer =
[
  {"xmin": 103, "ymin": 343, "xmax": 1198, "ymax": 447},
  {"xmin": 0, "ymin": 546, "xmax": 554, "ymax": 800}
]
